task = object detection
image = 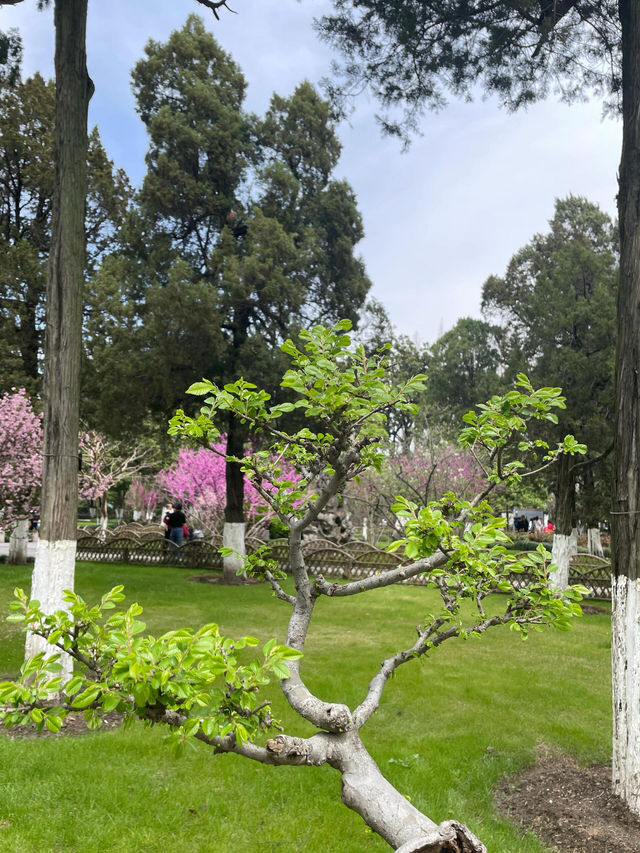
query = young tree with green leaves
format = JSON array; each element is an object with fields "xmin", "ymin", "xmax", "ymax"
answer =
[
  {"xmin": 1, "ymin": 322, "xmax": 588, "ymax": 852},
  {"xmin": 317, "ymin": 3, "xmax": 640, "ymax": 812}
]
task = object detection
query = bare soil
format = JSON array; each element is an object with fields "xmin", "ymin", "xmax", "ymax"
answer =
[
  {"xmin": 187, "ymin": 573, "xmax": 264, "ymax": 585},
  {"xmin": 0, "ymin": 710, "xmax": 124, "ymax": 738},
  {"xmin": 495, "ymin": 747, "xmax": 640, "ymax": 852}
]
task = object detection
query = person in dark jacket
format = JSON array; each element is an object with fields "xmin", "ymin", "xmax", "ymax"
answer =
[{"xmin": 166, "ymin": 501, "xmax": 187, "ymax": 547}]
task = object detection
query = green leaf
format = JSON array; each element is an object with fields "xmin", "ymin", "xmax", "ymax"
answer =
[
  {"xmin": 72, "ymin": 688, "xmax": 100, "ymax": 709},
  {"xmin": 187, "ymin": 381, "xmax": 214, "ymax": 396},
  {"xmin": 271, "ymin": 661, "xmax": 291, "ymax": 680},
  {"xmin": 44, "ymin": 714, "xmax": 62, "ymax": 733},
  {"xmin": 101, "ymin": 693, "xmax": 121, "ymax": 713},
  {"xmin": 64, "ymin": 676, "xmax": 84, "ymax": 697}
]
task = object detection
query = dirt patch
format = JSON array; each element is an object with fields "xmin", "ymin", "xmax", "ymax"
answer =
[
  {"xmin": 0, "ymin": 710, "xmax": 123, "ymax": 739},
  {"xmin": 495, "ymin": 747, "xmax": 640, "ymax": 852},
  {"xmin": 187, "ymin": 573, "xmax": 265, "ymax": 585},
  {"xmin": 579, "ymin": 604, "xmax": 609, "ymax": 615},
  {"xmin": 0, "ymin": 711, "xmax": 123, "ymax": 740}
]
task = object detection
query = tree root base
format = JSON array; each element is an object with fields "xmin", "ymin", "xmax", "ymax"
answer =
[{"xmin": 395, "ymin": 820, "xmax": 486, "ymax": 853}]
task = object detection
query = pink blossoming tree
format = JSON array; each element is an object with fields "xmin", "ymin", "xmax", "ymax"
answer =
[
  {"xmin": 125, "ymin": 477, "xmax": 162, "ymax": 522},
  {"xmin": 346, "ymin": 442, "xmax": 487, "ymax": 542},
  {"xmin": 156, "ymin": 440, "xmax": 302, "ymax": 542},
  {"xmin": 78, "ymin": 430, "xmax": 152, "ymax": 534},
  {"xmin": 0, "ymin": 388, "xmax": 43, "ymax": 563}
]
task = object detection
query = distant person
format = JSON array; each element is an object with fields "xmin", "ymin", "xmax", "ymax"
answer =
[
  {"xmin": 166, "ymin": 501, "xmax": 187, "ymax": 547},
  {"xmin": 162, "ymin": 503, "xmax": 173, "ymax": 540},
  {"xmin": 544, "ymin": 521, "xmax": 554, "ymax": 533},
  {"xmin": 29, "ymin": 517, "xmax": 39, "ymax": 542}
]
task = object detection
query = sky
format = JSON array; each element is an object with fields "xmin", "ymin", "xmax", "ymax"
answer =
[{"xmin": 1, "ymin": 0, "xmax": 622, "ymax": 346}]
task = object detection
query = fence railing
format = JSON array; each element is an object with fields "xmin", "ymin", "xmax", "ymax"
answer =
[{"xmin": 75, "ymin": 534, "xmax": 613, "ymax": 600}]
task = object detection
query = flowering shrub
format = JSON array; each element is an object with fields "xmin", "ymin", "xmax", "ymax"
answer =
[
  {"xmin": 345, "ymin": 441, "xmax": 487, "ymax": 541},
  {"xmin": 156, "ymin": 440, "xmax": 301, "ymax": 534},
  {"xmin": 125, "ymin": 477, "xmax": 162, "ymax": 521},
  {"xmin": 0, "ymin": 388, "xmax": 42, "ymax": 529}
]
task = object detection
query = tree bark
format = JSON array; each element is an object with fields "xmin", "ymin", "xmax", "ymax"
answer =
[
  {"xmin": 224, "ymin": 413, "xmax": 245, "ymax": 524},
  {"xmin": 550, "ymin": 453, "xmax": 575, "ymax": 588},
  {"xmin": 99, "ymin": 494, "xmax": 109, "ymax": 534},
  {"xmin": 26, "ymin": 0, "xmax": 91, "ymax": 679},
  {"xmin": 261, "ymin": 730, "xmax": 485, "ymax": 852},
  {"xmin": 611, "ymin": 0, "xmax": 640, "ymax": 817},
  {"xmin": 223, "ymin": 412, "xmax": 247, "ymax": 581}
]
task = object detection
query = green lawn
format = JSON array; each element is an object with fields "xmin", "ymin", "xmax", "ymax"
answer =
[{"xmin": 0, "ymin": 562, "xmax": 612, "ymax": 852}]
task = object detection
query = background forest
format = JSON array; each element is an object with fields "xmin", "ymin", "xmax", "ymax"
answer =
[{"xmin": 0, "ymin": 16, "xmax": 617, "ymax": 545}]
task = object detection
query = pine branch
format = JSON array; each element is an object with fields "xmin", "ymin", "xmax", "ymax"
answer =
[{"xmin": 193, "ymin": 0, "xmax": 236, "ymax": 20}]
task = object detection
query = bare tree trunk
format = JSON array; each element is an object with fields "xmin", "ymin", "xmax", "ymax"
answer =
[
  {"xmin": 587, "ymin": 527, "xmax": 605, "ymax": 557},
  {"xmin": 550, "ymin": 454, "xmax": 575, "ymax": 589},
  {"xmin": 26, "ymin": 0, "xmax": 91, "ymax": 681},
  {"xmin": 223, "ymin": 413, "xmax": 246, "ymax": 582},
  {"xmin": 7, "ymin": 519, "xmax": 29, "ymax": 565},
  {"xmin": 99, "ymin": 494, "xmax": 109, "ymax": 534},
  {"xmin": 262, "ymin": 730, "xmax": 485, "ymax": 852},
  {"xmin": 612, "ymin": 0, "xmax": 640, "ymax": 817}
]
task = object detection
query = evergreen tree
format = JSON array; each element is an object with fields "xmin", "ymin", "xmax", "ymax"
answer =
[
  {"xmin": 317, "ymin": 2, "xmax": 620, "ymax": 139},
  {"xmin": 0, "ymin": 43, "xmax": 131, "ymax": 398},
  {"xmin": 482, "ymin": 196, "xmax": 617, "ymax": 577},
  {"xmin": 89, "ymin": 17, "xmax": 370, "ymax": 573},
  {"xmin": 426, "ymin": 317, "xmax": 503, "ymax": 423}
]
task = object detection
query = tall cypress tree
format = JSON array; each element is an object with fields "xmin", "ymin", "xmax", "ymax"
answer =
[{"xmin": 93, "ymin": 16, "xmax": 370, "ymax": 578}]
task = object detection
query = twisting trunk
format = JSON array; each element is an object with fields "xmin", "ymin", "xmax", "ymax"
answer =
[
  {"xmin": 266, "ymin": 521, "xmax": 486, "ymax": 852},
  {"xmin": 263, "ymin": 730, "xmax": 484, "ymax": 852},
  {"xmin": 550, "ymin": 454, "xmax": 575, "ymax": 589},
  {"xmin": 26, "ymin": 0, "xmax": 91, "ymax": 681},
  {"xmin": 612, "ymin": 0, "xmax": 640, "ymax": 817}
]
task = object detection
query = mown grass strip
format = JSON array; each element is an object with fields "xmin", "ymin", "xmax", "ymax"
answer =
[{"xmin": 0, "ymin": 562, "xmax": 611, "ymax": 852}]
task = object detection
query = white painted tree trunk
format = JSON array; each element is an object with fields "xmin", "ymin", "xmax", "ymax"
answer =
[
  {"xmin": 587, "ymin": 527, "xmax": 605, "ymax": 557},
  {"xmin": 550, "ymin": 532, "xmax": 574, "ymax": 589},
  {"xmin": 222, "ymin": 521, "xmax": 246, "ymax": 583},
  {"xmin": 25, "ymin": 538, "xmax": 76, "ymax": 682},
  {"xmin": 99, "ymin": 495, "xmax": 108, "ymax": 533},
  {"xmin": 569, "ymin": 526, "xmax": 578, "ymax": 555},
  {"xmin": 7, "ymin": 519, "xmax": 29, "ymax": 565},
  {"xmin": 612, "ymin": 575, "xmax": 640, "ymax": 816}
]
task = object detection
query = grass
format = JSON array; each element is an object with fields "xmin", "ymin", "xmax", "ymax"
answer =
[{"xmin": 0, "ymin": 562, "xmax": 612, "ymax": 852}]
